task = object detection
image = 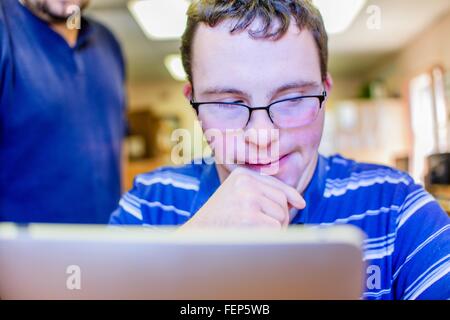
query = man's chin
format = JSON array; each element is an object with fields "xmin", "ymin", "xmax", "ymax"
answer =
[
  {"xmin": 42, "ymin": 7, "xmax": 76, "ymax": 23},
  {"xmin": 23, "ymin": 0, "xmax": 87, "ymax": 24}
]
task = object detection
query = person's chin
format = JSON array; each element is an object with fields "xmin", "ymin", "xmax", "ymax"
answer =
[
  {"xmin": 43, "ymin": 2, "xmax": 82, "ymax": 22},
  {"xmin": 272, "ymin": 152, "xmax": 304, "ymax": 187}
]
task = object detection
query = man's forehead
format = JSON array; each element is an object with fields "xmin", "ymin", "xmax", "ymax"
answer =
[
  {"xmin": 192, "ymin": 20, "xmax": 322, "ymax": 93},
  {"xmin": 193, "ymin": 14, "xmax": 319, "ymax": 62}
]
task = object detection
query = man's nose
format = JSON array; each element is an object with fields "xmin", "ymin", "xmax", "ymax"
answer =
[{"xmin": 245, "ymin": 110, "xmax": 278, "ymax": 147}]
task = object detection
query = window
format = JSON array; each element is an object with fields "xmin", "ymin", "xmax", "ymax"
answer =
[{"xmin": 409, "ymin": 67, "xmax": 450, "ymax": 183}]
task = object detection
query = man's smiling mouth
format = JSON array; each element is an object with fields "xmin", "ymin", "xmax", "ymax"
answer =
[{"xmin": 242, "ymin": 153, "xmax": 291, "ymax": 170}]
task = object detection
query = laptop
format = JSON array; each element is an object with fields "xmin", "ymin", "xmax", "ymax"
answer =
[{"xmin": 0, "ymin": 223, "xmax": 366, "ymax": 300}]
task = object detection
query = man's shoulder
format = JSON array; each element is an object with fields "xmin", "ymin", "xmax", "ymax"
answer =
[
  {"xmin": 323, "ymin": 154, "xmax": 415, "ymax": 203},
  {"xmin": 111, "ymin": 159, "xmax": 213, "ymax": 225},
  {"xmin": 85, "ymin": 16, "xmax": 122, "ymax": 50},
  {"xmin": 325, "ymin": 154, "xmax": 413, "ymax": 185},
  {"xmin": 131, "ymin": 159, "xmax": 213, "ymax": 197},
  {"xmin": 326, "ymin": 154, "xmax": 410, "ymax": 178},
  {"xmin": 84, "ymin": 15, "xmax": 124, "ymax": 68}
]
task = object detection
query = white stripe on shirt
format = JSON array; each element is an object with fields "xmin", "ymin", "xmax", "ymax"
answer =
[
  {"xmin": 364, "ymin": 243, "xmax": 395, "ymax": 261},
  {"xmin": 126, "ymin": 192, "xmax": 191, "ymax": 217},
  {"xmin": 119, "ymin": 198, "xmax": 143, "ymax": 220},
  {"xmin": 364, "ymin": 234, "xmax": 396, "ymax": 250},
  {"xmin": 324, "ymin": 175, "xmax": 411, "ymax": 198},
  {"xmin": 319, "ymin": 205, "xmax": 400, "ymax": 227},
  {"xmin": 404, "ymin": 256, "xmax": 450, "ymax": 300},
  {"xmin": 400, "ymin": 188, "xmax": 426, "ymax": 212},
  {"xmin": 396, "ymin": 194, "xmax": 434, "ymax": 229},
  {"xmin": 135, "ymin": 172, "xmax": 200, "ymax": 191},
  {"xmin": 393, "ymin": 225, "xmax": 450, "ymax": 280},
  {"xmin": 365, "ymin": 232, "xmax": 396, "ymax": 244},
  {"xmin": 326, "ymin": 169, "xmax": 404, "ymax": 188},
  {"xmin": 363, "ymin": 288, "xmax": 392, "ymax": 298}
]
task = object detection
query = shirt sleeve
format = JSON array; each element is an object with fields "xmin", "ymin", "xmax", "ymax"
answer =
[
  {"xmin": 392, "ymin": 179, "xmax": 450, "ymax": 300},
  {"xmin": 109, "ymin": 176, "xmax": 145, "ymax": 225}
]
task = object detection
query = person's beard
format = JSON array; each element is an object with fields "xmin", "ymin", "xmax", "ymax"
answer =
[{"xmin": 20, "ymin": 0, "xmax": 88, "ymax": 24}]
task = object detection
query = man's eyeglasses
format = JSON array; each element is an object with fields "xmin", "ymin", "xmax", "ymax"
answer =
[{"xmin": 190, "ymin": 91, "xmax": 327, "ymax": 130}]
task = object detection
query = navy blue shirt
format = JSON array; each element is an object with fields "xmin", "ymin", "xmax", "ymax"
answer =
[{"xmin": 0, "ymin": 0, "xmax": 126, "ymax": 223}]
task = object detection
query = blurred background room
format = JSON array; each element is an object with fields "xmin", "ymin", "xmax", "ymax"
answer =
[{"xmin": 86, "ymin": 0, "xmax": 450, "ymax": 214}]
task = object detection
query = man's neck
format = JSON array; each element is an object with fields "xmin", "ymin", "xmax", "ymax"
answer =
[
  {"xmin": 19, "ymin": 0, "xmax": 80, "ymax": 47},
  {"xmin": 51, "ymin": 23, "xmax": 79, "ymax": 47},
  {"xmin": 295, "ymin": 152, "xmax": 319, "ymax": 194}
]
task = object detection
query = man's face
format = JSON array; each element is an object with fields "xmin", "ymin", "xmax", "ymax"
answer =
[
  {"xmin": 185, "ymin": 20, "xmax": 331, "ymax": 191},
  {"xmin": 22, "ymin": 0, "xmax": 89, "ymax": 22}
]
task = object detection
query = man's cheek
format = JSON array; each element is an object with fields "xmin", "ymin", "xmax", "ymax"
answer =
[
  {"xmin": 206, "ymin": 130, "xmax": 244, "ymax": 165},
  {"xmin": 276, "ymin": 153, "xmax": 303, "ymax": 185},
  {"xmin": 289, "ymin": 124, "xmax": 323, "ymax": 151}
]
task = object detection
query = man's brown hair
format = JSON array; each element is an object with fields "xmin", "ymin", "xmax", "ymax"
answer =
[{"xmin": 180, "ymin": 0, "xmax": 328, "ymax": 83}]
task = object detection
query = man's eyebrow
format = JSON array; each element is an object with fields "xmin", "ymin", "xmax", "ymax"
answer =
[
  {"xmin": 268, "ymin": 80, "xmax": 322, "ymax": 99},
  {"xmin": 200, "ymin": 87, "xmax": 250, "ymax": 99},
  {"xmin": 198, "ymin": 80, "xmax": 321, "ymax": 100}
]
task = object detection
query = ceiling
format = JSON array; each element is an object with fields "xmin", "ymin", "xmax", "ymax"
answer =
[{"xmin": 86, "ymin": 0, "xmax": 450, "ymax": 83}]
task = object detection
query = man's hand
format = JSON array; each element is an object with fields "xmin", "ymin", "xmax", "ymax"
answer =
[{"xmin": 182, "ymin": 167, "xmax": 306, "ymax": 229}]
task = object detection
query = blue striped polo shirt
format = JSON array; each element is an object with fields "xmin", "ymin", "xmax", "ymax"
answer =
[{"xmin": 109, "ymin": 154, "xmax": 450, "ymax": 300}]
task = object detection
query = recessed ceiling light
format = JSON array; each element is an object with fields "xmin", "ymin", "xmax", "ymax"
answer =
[
  {"xmin": 164, "ymin": 54, "xmax": 187, "ymax": 81},
  {"xmin": 129, "ymin": 0, "xmax": 365, "ymax": 39},
  {"xmin": 128, "ymin": 0, "xmax": 190, "ymax": 40},
  {"xmin": 313, "ymin": 0, "xmax": 366, "ymax": 34}
]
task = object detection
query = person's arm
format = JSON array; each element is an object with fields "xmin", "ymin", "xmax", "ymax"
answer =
[{"xmin": 392, "ymin": 180, "xmax": 450, "ymax": 300}]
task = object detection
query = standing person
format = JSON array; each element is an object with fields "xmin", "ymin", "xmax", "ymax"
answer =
[{"xmin": 0, "ymin": 0, "xmax": 127, "ymax": 223}]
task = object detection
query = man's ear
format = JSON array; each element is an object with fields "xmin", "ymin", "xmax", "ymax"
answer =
[
  {"xmin": 324, "ymin": 73, "xmax": 333, "ymax": 97},
  {"xmin": 183, "ymin": 83, "xmax": 193, "ymax": 101}
]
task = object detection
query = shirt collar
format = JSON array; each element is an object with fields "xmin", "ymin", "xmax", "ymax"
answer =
[
  {"xmin": 75, "ymin": 17, "xmax": 94, "ymax": 49},
  {"xmin": 291, "ymin": 154, "xmax": 328, "ymax": 224},
  {"xmin": 189, "ymin": 155, "xmax": 328, "ymax": 223}
]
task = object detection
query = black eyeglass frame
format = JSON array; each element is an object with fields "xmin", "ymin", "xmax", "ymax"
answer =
[{"xmin": 189, "ymin": 91, "xmax": 327, "ymax": 128}]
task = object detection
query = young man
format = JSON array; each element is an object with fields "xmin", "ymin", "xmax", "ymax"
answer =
[
  {"xmin": 110, "ymin": 0, "xmax": 449, "ymax": 299},
  {"xmin": 0, "ymin": 0, "xmax": 126, "ymax": 223}
]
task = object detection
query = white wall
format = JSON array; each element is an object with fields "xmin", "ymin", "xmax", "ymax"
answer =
[{"xmin": 366, "ymin": 11, "xmax": 450, "ymax": 95}]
